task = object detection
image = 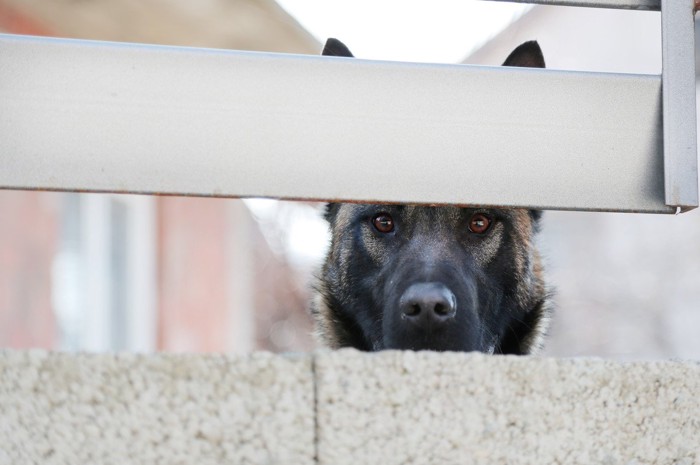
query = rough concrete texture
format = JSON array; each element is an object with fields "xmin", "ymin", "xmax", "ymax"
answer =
[
  {"xmin": 316, "ymin": 349, "xmax": 700, "ymax": 465},
  {"xmin": 1, "ymin": 349, "xmax": 699, "ymax": 465},
  {"xmin": 0, "ymin": 350, "xmax": 314, "ymax": 465}
]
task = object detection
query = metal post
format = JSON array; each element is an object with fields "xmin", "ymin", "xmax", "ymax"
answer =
[{"xmin": 661, "ymin": 0, "xmax": 699, "ymax": 211}]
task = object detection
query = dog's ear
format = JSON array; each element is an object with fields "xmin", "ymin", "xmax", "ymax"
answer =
[
  {"xmin": 502, "ymin": 41, "xmax": 545, "ymax": 68},
  {"xmin": 530, "ymin": 210, "xmax": 543, "ymax": 229},
  {"xmin": 322, "ymin": 38, "xmax": 354, "ymax": 57},
  {"xmin": 324, "ymin": 203, "xmax": 340, "ymax": 223},
  {"xmin": 503, "ymin": 41, "xmax": 545, "ymax": 223},
  {"xmin": 320, "ymin": 39, "xmax": 350, "ymax": 225}
]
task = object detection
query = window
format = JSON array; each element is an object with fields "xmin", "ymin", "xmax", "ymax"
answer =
[{"xmin": 52, "ymin": 193, "xmax": 156, "ymax": 352}]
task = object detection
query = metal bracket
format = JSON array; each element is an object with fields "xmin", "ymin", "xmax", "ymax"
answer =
[{"xmin": 661, "ymin": 0, "xmax": 698, "ymax": 211}]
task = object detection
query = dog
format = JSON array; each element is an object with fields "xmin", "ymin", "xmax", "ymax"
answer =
[{"xmin": 311, "ymin": 38, "xmax": 551, "ymax": 355}]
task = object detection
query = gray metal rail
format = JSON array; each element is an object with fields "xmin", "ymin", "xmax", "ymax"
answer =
[
  {"xmin": 488, "ymin": 0, "xmax": 660, "ymax": 11},
  {"xmin": 0, "ymin": 0, "xmax": 696, "ymax": 213}
]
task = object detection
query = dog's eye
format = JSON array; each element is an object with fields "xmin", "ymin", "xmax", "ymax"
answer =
[
  {"xmin": 468, "ymin": 213, "xmax": 491, "ymax": 234},
  {"xmin": 372, "ymin": 213, "xmax": 395, "ymax": 233}
]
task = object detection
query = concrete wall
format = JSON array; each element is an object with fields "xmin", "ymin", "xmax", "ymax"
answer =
[{"xmin": 1, "ymin": 349, "xmax": 698, "ymax": 464}]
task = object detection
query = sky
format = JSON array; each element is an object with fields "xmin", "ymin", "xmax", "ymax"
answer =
[{"xmin": 276, "ymin": 0, "xmax": 531, "ymax": 63}]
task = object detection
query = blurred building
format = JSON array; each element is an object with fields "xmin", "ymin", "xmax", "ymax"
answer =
[
  {"xmin": 466, "ymin": 6, "xmax": 700, "ymax": 360},
  {"xmin": 0, "ymin": 0, "xmax": 319, "ymax": 353},
  {"xmin": 1, "ymin": 2, "xmax": 699, "ymax": 360}
]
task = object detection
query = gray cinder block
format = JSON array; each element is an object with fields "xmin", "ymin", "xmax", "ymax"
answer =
[
  {"xmin": 2, "ymin": 349, "xmax": 698, "ymax": 465},
  {"xmin": 0, "ymin": 350, "xmax": 314, "ymax": 465},
  {"xmin": 315, "ymin": 349, "xmax": 700, "ymax": 465}
]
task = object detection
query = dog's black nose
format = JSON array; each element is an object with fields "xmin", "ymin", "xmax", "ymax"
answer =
[{"xmin": 399, "ymin": 282, "xmax": 456, "ymax": 326}]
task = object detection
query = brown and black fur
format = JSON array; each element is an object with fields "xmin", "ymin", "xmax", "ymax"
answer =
[{"xmin": 311, "ymin": 39, "xmax": 552, "ymax": 355}]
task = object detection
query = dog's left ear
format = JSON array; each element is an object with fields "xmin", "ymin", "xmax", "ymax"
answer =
[
  {"xmin": 320, "ymin": 38, "xmax": 353, "ymax": 223},
  {"xmin": 502, "ymin": 40, "xmax": 545, "ymax": 68},
  {"xmin": 502, "ymin": 41, "xmax": 545, "ymax": 224},
  {"xmin": 322, "ymin": 38, "xmax": 354, "ymax": 57}
]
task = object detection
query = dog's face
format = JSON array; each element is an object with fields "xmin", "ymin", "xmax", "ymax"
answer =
[
  {"xmin": 312, "ymin": 39, "xmax": 551, "ymax": 354},
  {"xmin": 316, "ymin": 204, "xmax": 549, "ymax": 354}
]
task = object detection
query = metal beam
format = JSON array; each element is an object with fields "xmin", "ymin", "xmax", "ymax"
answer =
[
  {"xmin": 661, "ymin": 0, "xmax": 699, "ymax": 211},
  {"xmin": 0, "ymin": 34, "xmax": 671, "ymax": 212},
  {"xmin": 485, "ymin": 0, "xmax": 660, "ymax": 11}
]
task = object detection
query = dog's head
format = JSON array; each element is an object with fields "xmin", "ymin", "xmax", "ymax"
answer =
[{"xmin": 313, "ymin": 39, "xmax": 550, "ymax": 355}]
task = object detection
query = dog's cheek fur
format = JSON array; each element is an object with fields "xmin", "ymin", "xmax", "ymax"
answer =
[
  {"xmin": 312, "ymin": 205, "xmax": 387, "ymax": 350},
  {"xmin": 312, "ymin": 261, "xmax": 377, "ymax": 350},
  {"xmin": 490, "ymin": 210, "xmax": 550, "ymax": 354}
]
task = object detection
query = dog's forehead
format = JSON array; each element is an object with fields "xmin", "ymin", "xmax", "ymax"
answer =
[
  {"xmin": 336, "ymin": 204, "xmax": 524, "ymax": 222},
  {"xmin": 403, "ymin": 205, "xmax": 460, "ymax": 223}
]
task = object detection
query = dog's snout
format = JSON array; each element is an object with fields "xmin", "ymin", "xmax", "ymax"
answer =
[{"xmin": 399, "ymin": 282, "xmax": 456, "ymax": 325}]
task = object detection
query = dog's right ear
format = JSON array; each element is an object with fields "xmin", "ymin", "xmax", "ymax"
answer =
[
  {"xmin": 502, "ymin": 40, "xmax": 545, "ymax": 68},
  {"xmin": 322, "ymin": 38, "xmax": 354, "ymax": 57},
  {"xmin": 324, "ymin": 203, "xmax": 340, "ymax": 223}
]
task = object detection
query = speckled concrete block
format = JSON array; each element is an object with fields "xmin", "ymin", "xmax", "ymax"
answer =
[
  {"xmin": 3, "ymin": 349, "xmax": 699, "ymax": 465},
  {"xmin": 0, "ymin": 350, "xmax": 314, "ymax": 465},
  {"xmin": 315, "ymin": 349, "xmax": 700, "ymax": 465}
]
